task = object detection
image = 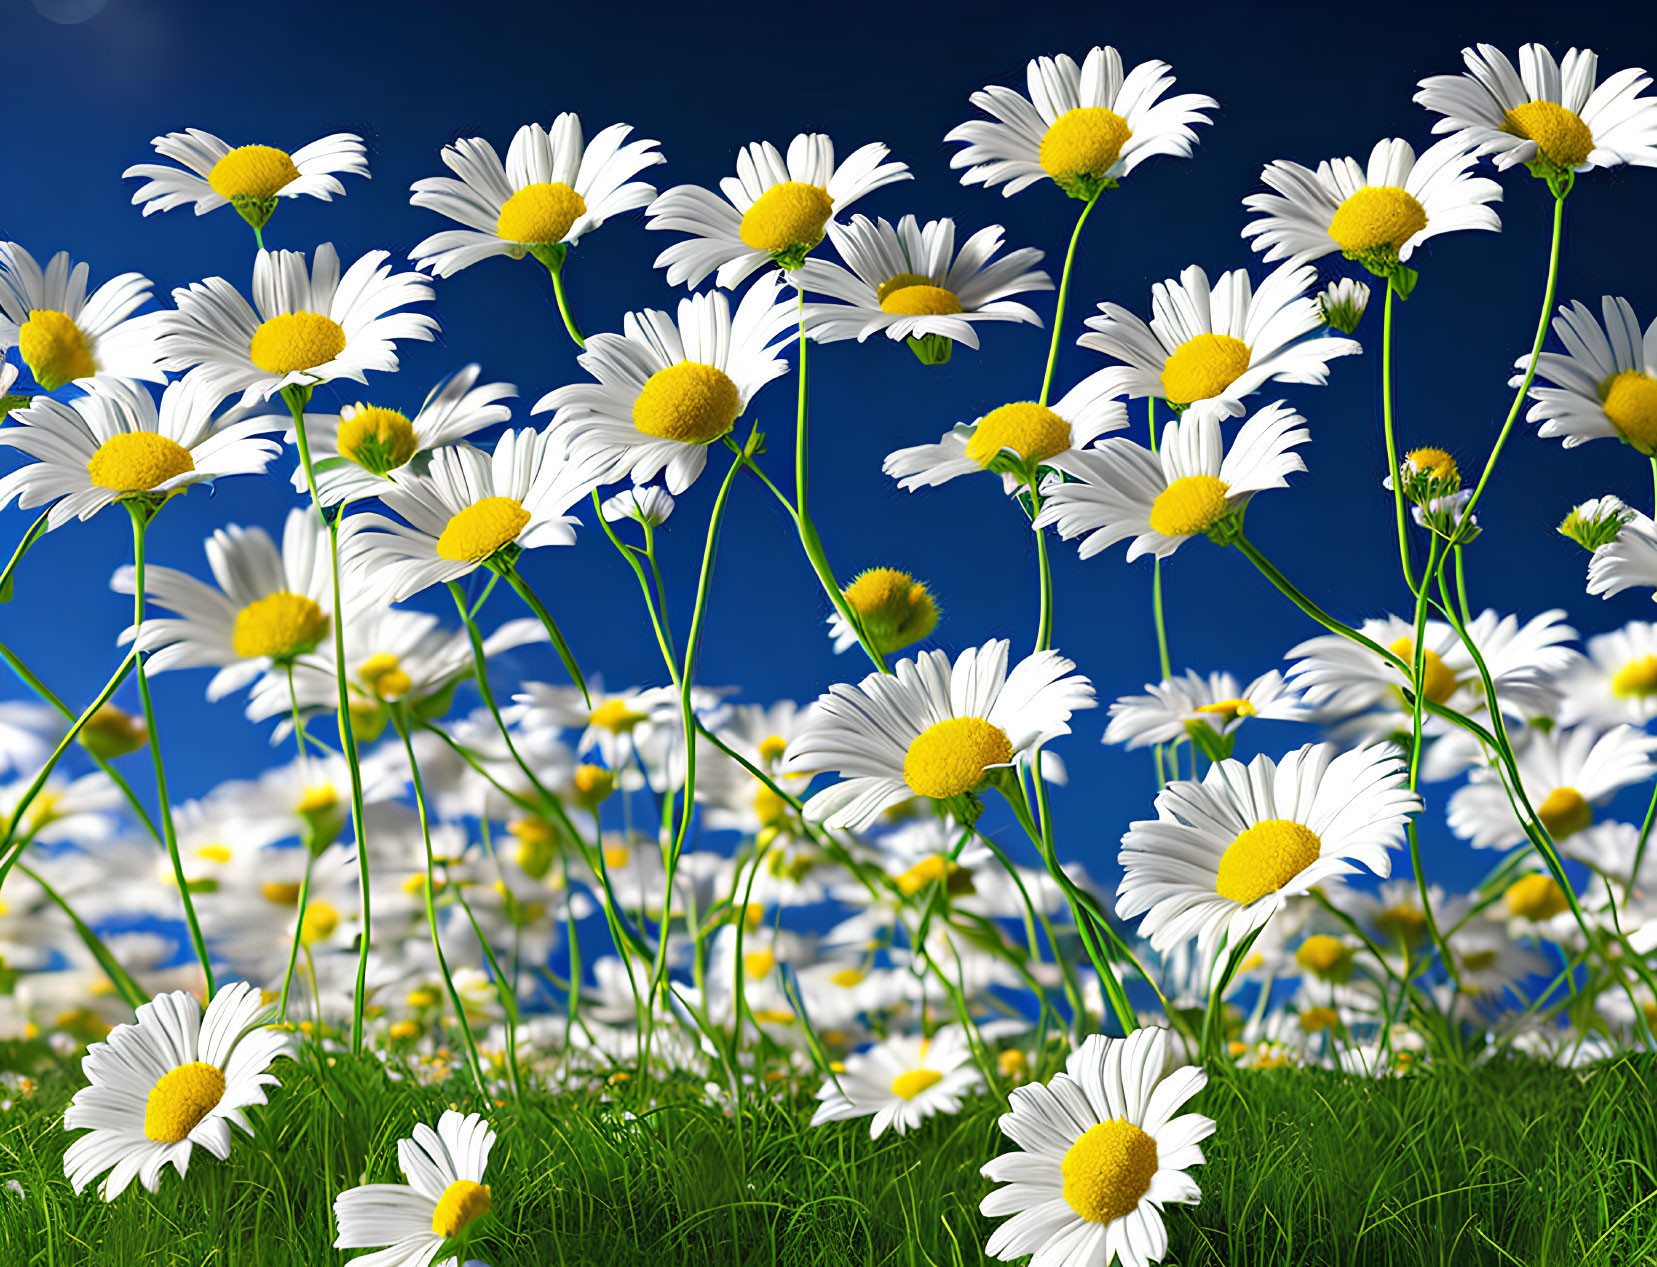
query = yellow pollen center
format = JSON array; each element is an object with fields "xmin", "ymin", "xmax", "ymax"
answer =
[
  {"xmin": 842, "ymin": 567, "xmax": 937, "ymax": 655},
  {"xmin": 358, "ymin": 652, "xmax": 412, "ymax": 701},
  {"xmin": 299, "ymin": 899, "xmax": 340, "ymax": 945},
  {"xmin": 1502, "ymin": 101, "xmax": 1594, "ymax": 168},
  {"xmin": 752, "ymin": 782, "xmax": 788, "ymax": 828},
  {"xmin": 1505, "ymin": 873, "xmax": 1570, "ymax": 921},
  {"xmin": 574, "ymin": 764, "xmax": 615, "ymax": 805},
  {"xmin": 1216, "ymin": 819, "xmax": 1322, "ymax": 904},
  {"xmin": 1148, "ymin": 474, "xmax": 1232, "ymax": 537},
  {"xmin": 1060, "ymin": 1118, "xmax": 1159, "ymax": 1224},
  {"xmin": 590, "ymin": 698, "xmax": 647, "ymax": 733},
  {"xmin": 87, "ymin": 432, "xmax": 195, "ymax": 493},
  {"xmin": 207, "ymin": 145, "xmax": 301, "ymax": 201},
  {"xmin": 890, "ymin": 1068, "xmax": 943, "ymax": 1100},
  {"xmin": 232, "ymin": 591, "xmax": 328, "ymax": 660},
  {"xmin": 743, "ymin": 949, "xmax": 775, "ymax": 979},
  {"xmin": 1039, "ymin": 108, "xmax": 1134, "ymax": 181},
  {"xmin": 193, "ymin": 843, "xmax": 231, "ymax": 864},
  {"xmin": 1600, "ymin": 371, "xmax": 1657, "ymax": 454},
  {"xmin": 1376, "ymin": 903, "xmax": 1428, "ymax": 945},
  {"xmin": 18, "ymin": 309, "xmax": 95, "ymax": 390},
  {"xmin": 1613, "ymin": 654, "xmax": 1657, "ymax": 698},
  {"xmin": 757, "ymin": 734, "xmax": 789, "ymax": 764},
  {"xmin": 143, "ymin": 1061, "xmax": 226, "ymax": 1143},
  {"xmin": 1160, "ymin": 333, "xmax": 1252, "ymax": 406},
  {"xmin": 603, "ymin": 844, "xmax": 631, "ymax": 869},
  {"xmin": 895, "ymin": 854, "xmax": 975, "ymax": 897},
  {"xmin": 1460, "ymin": 948, "xmax": 1500, "ymax": 973},
  {"xmin": 431, "ymin": 1179, "xmax": 492, "ymax": 1239},
  {"xmin": 1296, "ymin": 934, "xmax": 1350, "ymax": 977},
  {"xmin": 495, "ymin": 181, "xmax": 588, "ymax": 245},
  {"xmin": 903, "ymin": 716, "xmax": 1014, "ymax": 799},
  {"xmin": 831, "ymin": 967, "xmax": 864, "ymax": 988},
  {"xmin": 249, "ymin": 311, "xmax": 347, "ymax": 375},
  {"xmin": 1195, "ymin": 698, "xmax": 1256, "ymax": 721},
  {"xmin": 261, "ymin": 881, "xmax": 301, "ymax": 905},
  {"xmin": 435, "ymin": 497, "xmax": 529, "ymax": 563},
  {"xmin": 1327, "ymin": 186, "xmax": 1429, "ymax": 255},
  {"xmin": 1406, "ymin": 447, "xmax": 1459, "ymax": 484},
  {"xmin": 1299, "ymin": 1006, "xmax": 1341, "ymax": 1033},
  {"xmin": 965, "ymin": 402, "xmax": 1073, "ymax": 467},
  {"xmin": 632, "ymin": 361, "xmax": 741, "ymax": 445},
  {"xmin": 337, "ymin": 405, "xmax": 418, "ymax": 474},
  {"xmin": 297, "ymin": 785, "xmax": 338, "ymax": 815},
  {"xmin": 738, "ymin": 181, "xmax": 835, "ymax": 253},
  {"xmin": 876, "ymin": 273, "xmax": 963, "ymax": 317},
  {"xmin": 1536, "ymin": 786, "xmax": 1592, "ymax": 840},
  {"xmin": 1388, "ymin": 638, "xmax": 1459, "ymax": 705},
  {"xmin": 998, "ymin": 1049, "xmax": 1027, "ymax": 1077}
]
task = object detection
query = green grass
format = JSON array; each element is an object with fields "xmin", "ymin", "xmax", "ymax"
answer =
[{"xmin": 0, "ymin": 1043, "xmax": 1654, "ymax": 1266}]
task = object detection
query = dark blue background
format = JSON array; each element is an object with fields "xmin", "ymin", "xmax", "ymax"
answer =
[{"xmin": 5, "ymin": 0, "xmax": 1656, "ymax": 916}]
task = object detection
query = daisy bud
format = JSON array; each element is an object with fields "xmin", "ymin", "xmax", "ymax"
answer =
[
  {"xmin": 1411, "ymin": 489, "xmax": 1479, "ymax": 543},
  {"xmin": 1318, "ymin": 279, "xmax": 1370, "ymax": 334},
  {"xmin": 76, "ymin": 705, "xmax": 148, "ymax": 760},
  {"xmin": 335, "ymin": 403, "xmax": 418, "ymax": 476},
  {"xmin": 838, "ymin": 567, "xmax": 938, "ymax": 656},
  {"xmin": 571, "ymin": 763, "xmax": 616, "ymax": 810},
  {"xmin": 601, "ymin": 485, "xmax": 676, "ymax": 527},
  {"xmin": 1560, "ymin": 495, "xmax": 1634, "ymax": 552}
]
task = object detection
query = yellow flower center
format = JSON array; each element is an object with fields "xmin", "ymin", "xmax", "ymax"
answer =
[
  {"xmin": 1505, "ymin": 873, "xmax": 1570, "ymax": 921},
  {"xmin": 249, "ymin": 311, "xmax": 347, "ymax": 375},
  {"xmin": 143, "ymin": 1061, "xmax": 226, "ymax": 1143},
  {"xmin": 889, "ymin": 1068, "xmax": 943, "ymax": 1100},
  {"xmin": 602, "ymin": 844, "xmax": 631, "ymax": 869},
  {"xmin": 1147, "ymin": 474, "xmax": 1232, "ymax": 538},
  {"xmin": 1460, "ymin": 948, "xmax": 1500, "ymax": 973},
  {"xmin": 738, "ymin": 181, "xmax": 835, "ymax": 253},
  {"xmin": 431, "ymin": 1178, "xmax": 492, "ymax": 1239},
  {"xmin": 194, "ymin": 843, "xmax": 231, "ymax": 864},
  {"xmin": 1160, "ymin": 333, "xmax": 1252, "ymax": 406},
  {"xmin": 435, "ymin": 497, "xmax": 530, "ymax": 563},
  {"xmin": 17, "ymin": 309, "xmax": 95, "ymax": 390},
  {"xmin": 299, "ymin": 899, "xmax": 340, "ymax": 945},
  {"xmin": 1215, "ymin": 819, "xmax": 1321, "ymax": 904},
  {"xmin": 1388, "ymin": 638, "xmax": 1459, "ymax": 705},
  {"xmin": 1039, "ymin": 108, "xmax": 1133, "ymax": 181},
  {"xmin": 495, "ymin": 181, "xmax": 588, "ymax": 245},
  {"xmin": 1600, "ymin": 371, "xmax": 1657, "ymax": 454},
  {"xmin": 1060, "ymin": 1118, "xmax": 1159, "ymax": 1225},
  {"xmin": 1298, "ymin": 1006, "xmax": 1341, "ymax": 1033},
  {"xmin": 965, "ymin": 402, "xmax": 1072, "ymax": 467},
  {"xmin": 297, "ymin": 785, "xmax": 338, "ymax": 815},
  {"xmin": 743, "ymin": 949, "xmax": 775, "ymax": 979},
  {"xmin": 831, "ymin": 967, "xmax": 864, "ymax": 988},
  {"xmin": 590, "ymin": 698, "xmax": 647, "ymax": 733},
  {"xmin": 574, "ymin": 764, "xmax": 616, "ymax": 807},
  {"xmin": 842, "ymin": 567, "xmax": 937, "ymax": 655},
  {"xmin": 1376, "ymin": 903, "xmax": 1428, "ymax": 946},
  {"xmin": 757, "ymin": 734, "xmax": 790, "ymax": 765},
  {"xmin": 87, "ymin": 432, "xmax": 195, "ymax": 493},
  {"xmin": 998, "ymin": 1049, "xmax": 1027, "ymax": 1077},
  {"xmin": 357, "ymin": 652, "xmax": 412, "ymax": 701},
  {"xmin": 875, "ymin": 273, "xmax": 963, "ymax": 317},
  {"xmin": 632, "ymin": 361, "xmax": 742, "ymax": 445},
  {"xmin": 1502, "ymin": 101, "xmax": 1594, "ymax": 169},
  {"xmin": 1295, "ymin": 934, "xmax": 1351, "ymax": 978},
  {"xmin": 903, "ymin": 716, "xmax": 1014, "ymax": 799},
  {"xmin": 232, "ymin": 591, "xmax": 328, "ymax": 660},
  {"xmin": 1327, "ymin": 186, "xmax": 1429, "ymax": 255},
  {"xmin": 752, "ymin": 782, "xmax": 788, "ymax": 828},
  {"xmin": 1536, "ymin": 786, "xmax": 1592, "ymax": 840},
  {"xmin": 1612, "ymin": 654, "xmax": 1657, "ymax": 698},
  {"xmin": 207, "ymin": 145, "xmax": 301, "ymax": 201},
  {"xmin": 261, "ymin": 881, "xmax": 301, "ymax": 905},
  {"xmin": 1406, "ymin": 447, "xmax": 1459, "ymax": 483},
  {"xmin": 1194, "ymin": 698, "xmax": 1256, "ymax": 721},
  {"xmin": 337, "ymin": 404, "xmax": 418, "ymax": 475},
  {"xmin": 895, "ymin": 854, "xmax": 975, "ymax": 897}
]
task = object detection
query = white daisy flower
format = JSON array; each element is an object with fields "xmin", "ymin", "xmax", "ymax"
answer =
[
  {"xmin": 1447, "ymin": 724, "xmax": 1657, "ymax": 850},
  {"xmin": 333, "ymin": 1110, "xmax": 496, "ymax": 1267},
  {"xmin": 1105, "ymin": 669, "xmax": 1305, "ymax": 750},
  {"xmin": 795, "ymin": 214, "xmax": 1050, "ymax": 362},
  {"xmin": 1587, "ymin": 509, "xmax": 1657, "ymax": 601},
  {"xmin": 809, "ymin": 1026, "xmax": 981, "ymax": 1139},
  {"xmin": 600, "ymin": 484, "xmax": 675, "ymax": 526},
  {"xmin": 1078, "ymin": 262, "xmax": 1360, "ymax": 423},
  {"xmin": 882, "ymin": 370, "xmax": 1128, "ymax": 494},
  {"xmin": 206, "ymin": 750, "xmax": 404, "ymax": 852},
  {"xmin": 1415, "ymin": 44, "xmax": 1657, "ymax": 176},
  {"xmin": 782, "ymin": 639, "xmax": 1095, "ymax": 831},
  {"xmin": 1516, "ymin": 297, "xmax": 1657, "ymax": 454},
  {"xmin": 61, "ymin": 983, "xmax": 288, "ymax": 1201},
  {"xmin": 108, "ymin": 507, "xmax": 338, "ymax": 700},
  {"xmin": 1560, "ymin": 494, "xmax": 1634, "ymax": 552},
  {"xmin": 946, "ymin": 45, "xmax": 1217, "ymax": 199},
  {"xmin": 1241, "ymin": 137, "xmax": 1501, "ymax": 282},
  {"xmin": 1317, "ymin": 279, "xmax": 1370, "ymax": 334},
  {"xmin": 1032, "ymin": 402, "xmax": 1309, "ymax": 560},
  {"xmin": 531, "ymin": 273, "xmax": 796, "ymax": 494},
  {"xmin": 980, "ymin": 1027, "xmax": 1214, "ymax": 1267},
  {"xmin": 646, "ymin": 133, "xmax": 911, "ymax": 289},
  {"xmin": 409, "ymin": 114, "xmax": 664, "ymax": 277},
  {"xmin": 1558, "ymin": 621, "xmax": 1657, "ymax": 727},
  {"xmin": 1117, "ymin": 743, "xmax": 1421, "ymax": 957},
  {"xmin": 122, "ymin": 130, "xmax": 368, "ymax": 230},
  {"xmin": 0, "ymin": 243, "xmax": 167, "ymax": 391},
  {"xmin": 340, "ymin": 428, "xmax": 605, "ymax": 603},
  {"xmin": 0, "ymin": 377, "xmax": 281, "ymax": 531},
  {"xmin": 1, "ymin": 770, "xmax": 122, "ymax": 844},
  {"xmin": 156, "ymin": 243, "xmax": 438, "ymax": 408},
  {"xmin": 281, "ymin": 363, "xmax": 516, "ymax": 505}
]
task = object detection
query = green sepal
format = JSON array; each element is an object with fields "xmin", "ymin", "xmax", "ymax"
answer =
[{"xmin": 906, "ymin": 334, "xmax": 954, "ymax": 366}]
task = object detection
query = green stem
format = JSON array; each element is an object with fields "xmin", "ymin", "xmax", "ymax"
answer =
[
  {"xmin": 19, "ymin": 861, "xmax": 146, "ymax": 1009},
  {"xmin": 275, "ymin": 850, "xmax": 315, "ymax": 1024},
  {"xmin": 501, "ymin": 566, "xmax": 589, "ymax": 707},
  {"xmin": 548, "ymin": 258, "xmax": 585, "ymax": 349},
  {"xmin": 1380, "ymin": 284, "xmax": 1416, "ymax": 591},
  {"xmin": 1038, "ymin": 191, "xmax": 1102, "ymax": 406}
]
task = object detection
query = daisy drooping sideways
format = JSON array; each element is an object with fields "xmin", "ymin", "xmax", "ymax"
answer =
[
  {"xmin": 1515, "ymin": 296, "xmax": 1657, "ymax": 455},
  {"xmin": 979, "ymin": 1027, "xmax": 1215, "ymax": 1267},
  {"xmin": 810, "ymin": 1025, "xmax": 981, "ymax": 1139},
  {"xmin": 783, "ymin": 639, "xmax": 1095, "ymax": 830},
  {"xmin": 61, "ymin": 982, "xmax": 289, "ymax": 1201},
  {"xmin": 946, "ymin": 45, "xmax": 1217, "ymax": 200},
  {"xmin": 0, "ymin": 243, "xmax": 168, "ymax": 392}
]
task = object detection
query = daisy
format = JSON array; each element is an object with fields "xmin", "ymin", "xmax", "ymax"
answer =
[
  {"xmin": 0, "ymin": 243, "xmax": 167, "ymax": 391},
  {"xmin": 340, "ymin": 428, "xmax": 606, "ymax": 603},
  {"xmin": 1587, "ymin": 509, "xmax": 1657, "ymax": 601},
  {"xmin": 1318, "ymin": 279, "xmax": 1370, "ymax": 334},
  {"xmin": 1559, "ymin": 621, "xmax": 1657, "ymax": 727},
  {"xmin": 281, "ymin": 363, "xmax": 517, "ymax": 505},
  {"xmin": 1116, "ymin": 743, "xmax": 1421, "ymax": 957},
  {"xmin": 206, "ymin": 750, "xmax": 405, "ymax": 851},
  {"xmin": 0, "ymin": 377, "xmax": 281, "ymax": 530},
  {"xmin": 980, "ymin": 1027, "xmax": 1213, "ymax": 1267},
  {"xmin": 1241, "ymin": 137, "xmax": 1501, "ymax": 284},
  {"xmin": 61, "ymin": 982, "xmax": 288, "ymax": 1200},
  {"xmin": 1078, "ymin": 262, "xmax": 1360, "ymax": 423},
  {"xmin": 782, "ymin": 639, "xmax": 1095, "ymax": 831},
  {"xmin": 1104, "ymin": 669, "xmax": 1305, "ymax": 751},
  {"xmin": 882, "ymin": 370, "xmax": 1128, "ymax": 494},
  {"xmin": 156, "ymin": 244, "xmax": 438, "ymax": 408},
  {"xmin": 1516, "ymin": 297, "xmax": 1657, "ymax": 455},
  {"xmin": 333, "ymin": 1110, "xmax": 496, "ymax": 1267},
  {"xmin": 646, "ymin": 133, "xmax": 911, "ymax": 289},
  {"xmin": 1415, "ymin": 44, "xmax": 1657, "ymax": 178},
  {"xmin": 409, "ymin": 114, "xmax": 664, "ymax": 277},
  {"xmin": 531, "ymin": 273, "xmax": 796, "ymax": 494},
  {"xmin": 107, "ymin": 507, "xmax": 338, "ymax": 700},
  {"xmin": 1447, "ymin": 724, "xmax": 1657, "ymax": 850},
  {"xmin": 1032, "ymin": 402, "xmax": 1309, "ymax": 561},
  {"xmin": 600, "ymin": 484, "xmax": 675, "ymax": 527},
  {"xmin": 946, "ymin": 45, "xmax": 1217, "ymax": 199},
  {"xmin": 122, "ymin": 130, "xmax": 368, "ymax": 231},
  {"xmin": 796, "ymin": 214, "xmax": 1050, "ymax": 362},
  {"xmin": 809, "ymin": 1026, "xmax": 980, "ymax": 1138},
  {"xmin": 1, "ymin": 770, "xmax": 122, "ymax": 844},
  {"xmin": 825, "ymin": 566, "xmax": 939, "ymax": 657}
]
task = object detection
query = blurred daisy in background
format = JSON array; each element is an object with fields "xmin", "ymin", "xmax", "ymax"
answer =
[
  {"xmin": 1558, "ymin": 621, "xmax": 1657, "ymax": 727},
  {"xmin": 0, "ymin": 243, "xmax": 167, "ymax": 392},
  {"xmin": 1517, "ymin": 297, "xmax": 1657, "ymax": 454},
  {"xmin": 1105, "ymin": 669, "xmax": 1305, "ymax": 751},
  {"xmin": 810, "ymin": 1026, "xmax": 980, "ymax": 1138}
]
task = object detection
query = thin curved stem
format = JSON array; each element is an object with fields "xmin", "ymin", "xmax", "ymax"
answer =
[
  {"xmin": 548, "ymin": 262, "xmax": 586, "ymax": 350},
  {"xmin": 1038, "ymin": 191, "xmax": 1102, "ymax": 406},
  {"xmin": 1380, "ymin": 284, "xmax": 1416, "ymax": 591}
]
